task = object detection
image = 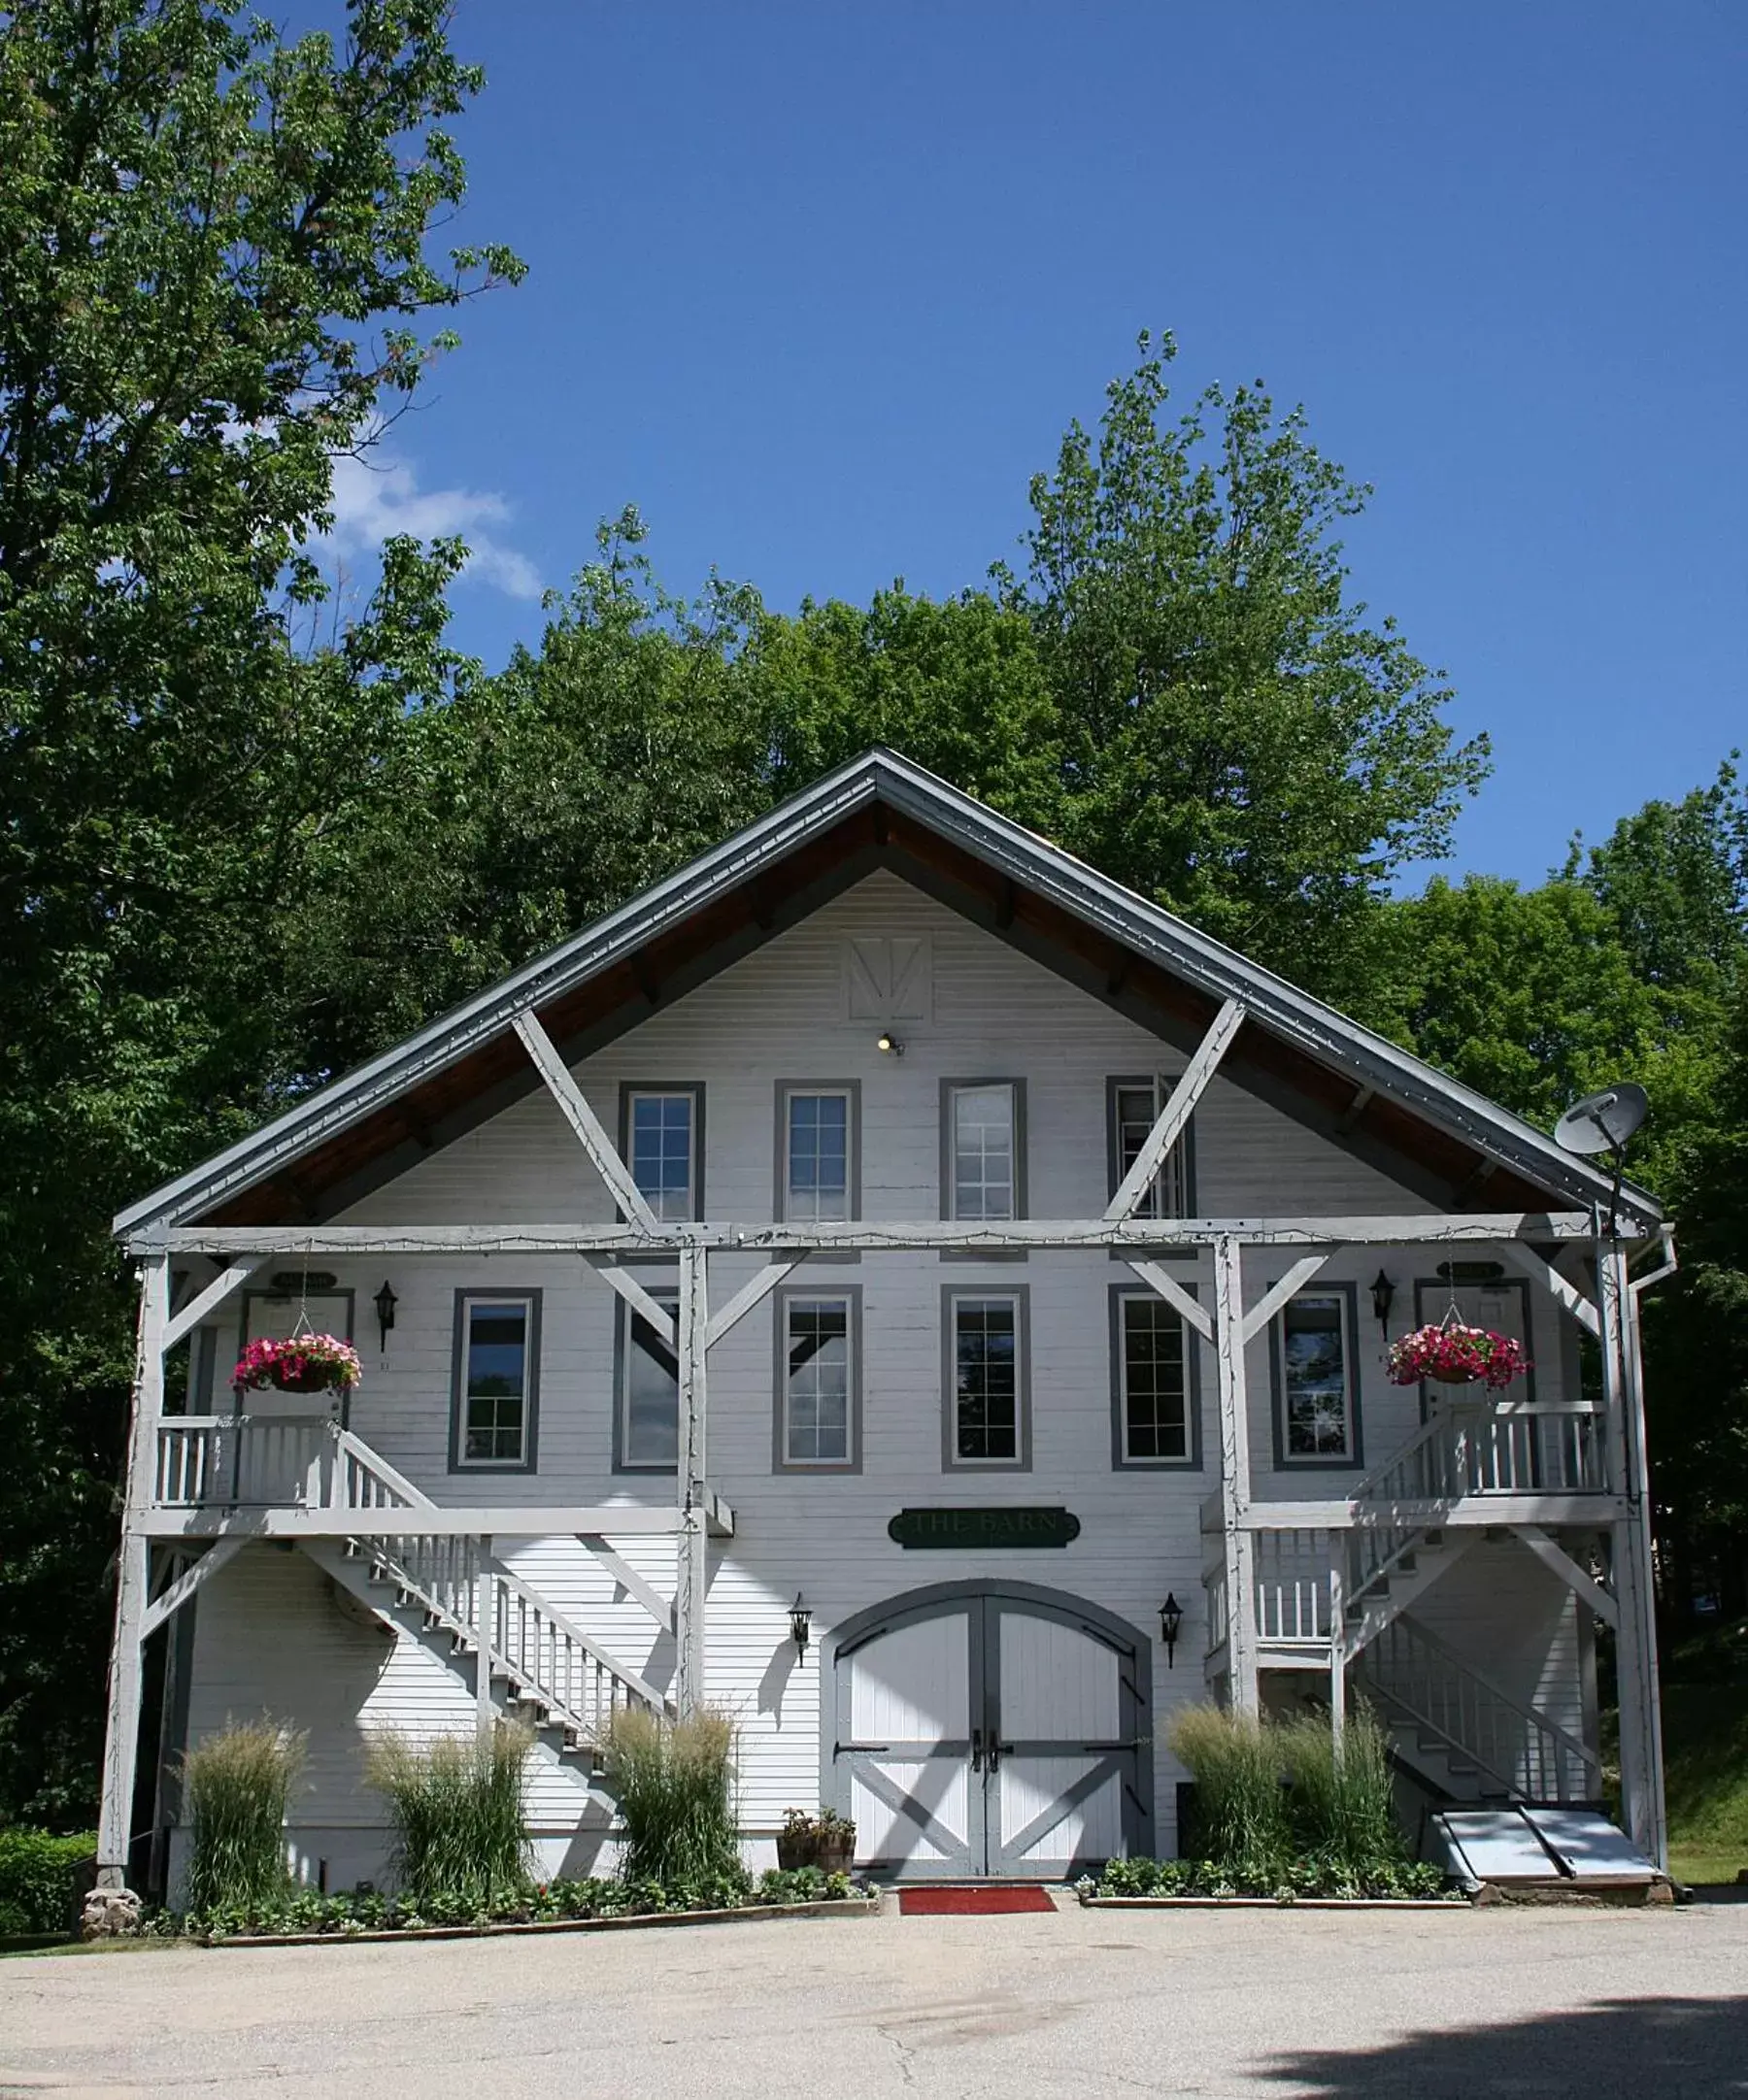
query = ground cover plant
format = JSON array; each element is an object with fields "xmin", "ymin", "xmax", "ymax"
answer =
[
  {"xmin": 602, "ymin": 1707, "xmax": 741, "ymax": 1886},
  {"xmin": 365, "ymin": 1723, "xmax": 534, "ymax": 1912},
  {"xmin": 164, "ymin": 1865, "xmax": 862, "ymax": 1942},
  {"xmin": 0, "ymin": 1829, "xmax": 96, "ymax": 1937},
  {"xmin": 180, "ymin": 1723, "xmax": 304, "ymax": 1918},
  {"xmin": 1088, "ymin": 1855, "xmax": 1454, "ymax": 1902}
]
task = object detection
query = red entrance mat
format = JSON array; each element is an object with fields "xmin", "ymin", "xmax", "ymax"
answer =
[{"xmin": 898, "ymin": 1885, "xmax": 1056, "ymax": 1917}]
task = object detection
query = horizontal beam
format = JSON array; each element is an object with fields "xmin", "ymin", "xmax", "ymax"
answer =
[
  {"xmin": 129, "ymin": 1212, "xmax": 1619, "ymax": 1257},
  {"xmin": 138, "ymin": 1506, "xmax": 689, "ymax": 1539},
  {"xmin": 1243, "ymin": 1494, "xmax": 1627, "ymax": 1530}
]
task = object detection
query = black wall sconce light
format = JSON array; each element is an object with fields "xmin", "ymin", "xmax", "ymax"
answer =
[
  {"xmin": 789, "ymin": 1592, "xmax": 813, "ymax": 1658},
  {"xmin": 1369, "ymin": 1269, "xmax": 1395, "ymax": 1340},
  {"xmin": 373, "ymin": 1280, "xmax": 398, "ymax": 1354},
  {"xmin": 1159, "ymin": 1593, "xmax": 1183, "ymax": 1668},
  {"xmin": 875, "ymin": 1032, "xmax": 905, "ymax": 1057}
]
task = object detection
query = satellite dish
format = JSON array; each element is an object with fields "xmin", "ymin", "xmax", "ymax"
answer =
[{"xmin": 1554, "ymin": 1083, "xmax": 1649, "ymax": 1158}]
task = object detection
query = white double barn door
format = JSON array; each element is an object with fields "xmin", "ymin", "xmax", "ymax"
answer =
[{"xmin": 832, "ymin": 1584, "xmax": 1149, "ymax": 1878}]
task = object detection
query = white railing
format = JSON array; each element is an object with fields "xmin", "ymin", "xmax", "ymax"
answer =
[
  {"xmin": 1359, "ymin": 1613, "xmax": 1599, "ymax": 1803},
  {"xmin": 1349, "ymin": 1402, "xmax": 1609, "ymax": 1512},
  {"xmin": 153, "ymin": 1416, "xmax": 328, "ymax": 1508},
  {"xmin": 1254, "ymin": 1530, "xmax": 1333, "ymax": 1645}
]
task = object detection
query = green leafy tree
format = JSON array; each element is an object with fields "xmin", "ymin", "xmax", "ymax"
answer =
[
  {"xmin": 0, "ymin": 0, "xmax": 519, "ymax": 1824},
  {"xmin": 994, "ymin": 333, "xmax": 1491, "ymax": 1003}
]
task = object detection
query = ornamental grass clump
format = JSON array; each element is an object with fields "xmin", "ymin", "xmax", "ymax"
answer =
[
  {"xmin": 603, "ymin": 1706, "xmax": 743, "ymax": 1888},
  {"xmin": 1167, "ymin": 1705, "xmax": 1291, "ymax": 1884},
  {"xmin": 1279, "ymin": 1709, "xmax": 1405, "ymax": 1879},
  {"xmin": 365, "ymin": 1722, "xmax": 533, "ymax": 1911},
  {"xmin": 181, "ymin": 1720, "xmax": 305, "ymax": 1918}
]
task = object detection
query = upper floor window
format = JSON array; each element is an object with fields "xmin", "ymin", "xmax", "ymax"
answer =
[
  {"xmin": 1273, "ymin": 1289, "xmax": 1361, "ymax": 1467},
  {"xmin": 779, "ymin": 1084, "xmax": 857, "ymax": 1222},
  {"xmin": 944, "ymin": 1287, "xmax": 1029, "ymax": 1468},
  {"xmin": 943, "ymin": 1080, "xmax": 1025, "ymax": 1220},
  {"xmin": 623, "ymin": 1085, "xmax": 703, "ymax": 1222},
  {"xmin": 1107, "ymin": 1075, "xmax": 1195, "ymax": 1217},
  {"xmin": 776, "ymin": 1289, "xmax": 858, "ymax": 1470},
  {"xmin": 618, "ymin": 1288, "xmax": 679, "ymax": 1469},
  {"xmin": 451, "ymin": 1292, "xmax": 539, "ymax": 1471},
  {"xmin": 1112, "ymin": 1287, "xmax": 1196, "ymax": 1467}
]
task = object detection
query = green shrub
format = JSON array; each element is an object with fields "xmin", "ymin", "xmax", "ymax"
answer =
[
  {"xmin": 0, "ymin": 1829, "xmax": 96, "ymax": 1937},
  {"xmin": 181, "ymin": 1721, "xmax": 305, "ymax": 1918},
  {"xmin": 1088, "ymin": 1854, "xmax": 1452, "ymax": 1901},
  {"xmin": 1280, "ymin": 1709, "xmax": 1405, "ymax": 1877},
  {"xmin": 1167, "ymin": 1705, "xmax": 1292, "ymax": 1883},
  {"xmin": 365, "ymin": 1722, "xmax": 534, "ymax": 1910},
  {"xmin": 602, "ymin": 1706, "xmax": 742, "ymax": 1885}
]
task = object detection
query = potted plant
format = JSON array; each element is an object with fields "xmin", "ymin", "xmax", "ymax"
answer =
[
  {"xmin": 1386, "ymin": 1317, "xmax": 1530, "ymax": 1394},
  {"xmin": 776, "ymin": 1808, "xmax": 856, "ymax": 1873},
  {"xmin": 232, "ymin": 1334, "xmax": 363, "ymax": 1398}
]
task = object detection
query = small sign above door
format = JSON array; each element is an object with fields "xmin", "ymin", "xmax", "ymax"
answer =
[{"xmin": 888, "ymin": 1507, "xmax": 1081, "ymax": 1550}]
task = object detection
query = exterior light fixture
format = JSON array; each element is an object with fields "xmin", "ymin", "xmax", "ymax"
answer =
[
  {"xmin": 789, "ymin": 1592, "xmax": 813, "ymax": 1658},
  {"xmin": 875, "ymin": 1032, "xmax": 904, "ymax": 1056},
  {"xmin": 373, "ymin": 1280, "xmax": 398, "ymax": 1354},
  {"xmin": 1369, "ymin": 1270, "xmax": 1395, "ymax": 1338},
  {"xmin": 1158, "ymin": 1593, "xmax": 1183, "ymax": 1667}
]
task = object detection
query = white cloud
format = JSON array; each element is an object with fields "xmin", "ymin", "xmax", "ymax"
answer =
[{"xmin": 325, "ymin": 450, "xmax": 542, "ymax": 601}]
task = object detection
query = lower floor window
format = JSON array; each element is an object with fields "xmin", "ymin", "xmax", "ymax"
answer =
[
  {"xmin": 454, "ymin": 1294, "xmax": 538, "ymax": 1468},
  {"xmin": 948, "ymin": 1291, "xmax": 1026, "ymax": 1466},
  {"xmin": 1117, "ymin": 1291, "xmax": 1192, "ymax": 1462},
  {"xmin": 780, "ymin": 1293, "xmax": 857, "ymax": 1467},
  {"xmin": 1278, "ymin": 1292, "xmax": 1357, "ymax": 1462}
]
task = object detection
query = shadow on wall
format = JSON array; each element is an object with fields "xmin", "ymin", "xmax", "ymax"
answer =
[{"xmin": 1259, "ymin": 1996, "xmax": 1748, "ymax": 2097}]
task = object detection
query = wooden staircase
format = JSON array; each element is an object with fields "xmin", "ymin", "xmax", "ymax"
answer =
[{"xmin": 296, "ymin": 1428, "xmax": 671, "ymax": 1767}]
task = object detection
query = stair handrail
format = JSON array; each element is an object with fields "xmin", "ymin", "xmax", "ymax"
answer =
[
  {"xmin": 488, "ymin": 1556, "xmax": 673, "ymax": 1717},
  {"xmin": 1365, "ymin": 1610, "xmax": 1599, "ymax": 1788},
  {"xmin": 1348, "ymin": 1413, "xmax": 1461, "ymax": 1511},
  {"xmin": 328, "ymin": 1422, "xmax": 429, "ymax": 1511}
]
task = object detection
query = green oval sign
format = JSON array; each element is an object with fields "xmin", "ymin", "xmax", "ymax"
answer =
[{"xmin": 887, "ymin": 1506, "xmax": 1081, "ymax": 1550}]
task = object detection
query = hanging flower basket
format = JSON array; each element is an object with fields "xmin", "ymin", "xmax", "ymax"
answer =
[
  {"xmin": 231, "ymin": 1334, "xmax": 362, "ymax": 1398},
  {"xmin": 1386, "ymin": 1321, "xmax": 1530, "ymax": 1393}
]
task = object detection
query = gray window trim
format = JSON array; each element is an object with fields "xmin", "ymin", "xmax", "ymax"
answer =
[
  {"xmin": 1109, "ymin": 1282, "xmax": 1203, "ymax": 1471},
  {"xmin": 618, "ymin": 1082, "xmax": 706, "ymax": 1224},
  {"xmin": 941, "ymin": 1283, "xmax": 1032, "ymax": 1472},
  {"xmin": 449, "ymin": 1288, "xmax": 542, "ymax": 1474},
  {"xmin": 1269, "ymin": 1281, "xmax": 1363, "ymax": 1471},
  {"xmin": 774, "ymin": 1080, "xmax": 862, "ymax": 1224},
  {"xmin": 1104, "ymin": 1073, "xmax": 1197, "ymax": 1216},
  {"xmin": 940, "ymin": 1076, "xmax": 1027, "ymax": 1262},
  {"xmin": 772, "ymin": 1283, "xmax": 863, "ymax": 1474},
  {"xmin": 613, "ymin": 1282, "xmax": 680, "ymax": 1474}
]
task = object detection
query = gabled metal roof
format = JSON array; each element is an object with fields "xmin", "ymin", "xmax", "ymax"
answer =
[{"xmin": 114, "ymin": 748, "xmax": 1658, "ymax": 1235}]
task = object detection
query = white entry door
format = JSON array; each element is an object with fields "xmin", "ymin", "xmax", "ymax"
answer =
[
  {"xmin": 231, "ymin": 1290, "xmax": 353, "ymax": 1503},
  {"xmin": 832, "ymin": 1585, "xmax": 1148, "ymax": 1878}
]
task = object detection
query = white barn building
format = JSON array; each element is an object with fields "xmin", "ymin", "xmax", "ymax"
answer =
[{"xmin": 100, "ymin": 750, "xmax": 1670, "ymax": 1894}]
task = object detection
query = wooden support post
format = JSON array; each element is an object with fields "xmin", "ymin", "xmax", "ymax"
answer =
[
  {"xmin": 476, "ymin": 1537, "xmax": 496, "ymax": 1744},
  {"xmin": 674, "ymin": 1245, "xmax": 709, "ymax": 1717},
  {"xmin": 1213, "ymin": 1235, "xmax": 1259, "ymax": 1715},
  {"xmin": 1602, "ymin": 1245, "xmax": 1667, "ymax": 1865},
  {"xmin": 98, "ymin": 1257, "xmax": 169, "ymax": 1888},
  {"xmin": 1328, "ymin": 1561, "xmax": 1346, "ymax": 1744}
]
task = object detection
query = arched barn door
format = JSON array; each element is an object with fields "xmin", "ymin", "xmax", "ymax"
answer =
[{"xmin": 827, "ymin": 1582, "xmax": 1151, "ymax": 1879}]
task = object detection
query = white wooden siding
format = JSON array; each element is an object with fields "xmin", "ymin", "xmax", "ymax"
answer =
[{"xmin": 179, "ymin": 872, "xmax": 1589, "ymax": 1864}]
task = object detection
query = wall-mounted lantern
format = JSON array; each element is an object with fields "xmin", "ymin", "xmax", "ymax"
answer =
[
  {"xmin": 1158, "ymin": 1593, "xmax": 1183, "ymax": 1668},
  {"xmin": 875, "ymin": 1032, "xmax": 905, "ymax": 1057},
  {"xmin": 373, "ymin": 1280, "xmax": 399, "ymax": 1355},
  {"xmin": 789, "ymin": 1592, "xmax": 813, "ymax": 1658},
  {"xmin": 1369, "ymin": 1269, "xmax": 1395, "ymax": 1340}
]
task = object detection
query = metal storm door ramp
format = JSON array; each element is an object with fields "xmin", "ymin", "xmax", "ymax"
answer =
[{"xmin": 831, "ymin": 1584, "xmax": 1149, "ymax": 1879}]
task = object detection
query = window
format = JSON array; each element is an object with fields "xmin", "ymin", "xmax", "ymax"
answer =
[
  {"xmin": 622, "ymin": 1086, "xmax": 702, "ymax": 1222},
  {"xmin": 778, "ymin": 1084, "xmax": 857, "ymax": 1222},
  {"xmin": 1107, "ymin": 1075, "xmax": 1195, "ymax": 1217},
  {"xmin": 618, "ymin": 1289, "xmax": 679, "ymax": 1469},
  {"xmin": 451, "ymin": 1293, "xmax": 539, "ymax": 1471},
  {"xmin": 1274, "ymin": 1290, "xmax": 1361, "ymax": 1466},
  {"xmin": 943, "ymin": 1081, "xmax": 1025, "ymax": 1220},
  {"xmin": 776, "ymin": 1290, "xmax": 859, "ymax": 1470},
  {"xmin": 944, "ymin": 1288, "xmax": 1029, "ymax": 1468},
  {"xmin": 1112, "ymin": 1288, "xmax": 1196, "ymax": 1467}
]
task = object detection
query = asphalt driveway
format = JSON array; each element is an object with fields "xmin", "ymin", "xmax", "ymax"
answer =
[{"xmin": 3, "ymin": 1896, "xmax": 1746, "ymax": 2099}]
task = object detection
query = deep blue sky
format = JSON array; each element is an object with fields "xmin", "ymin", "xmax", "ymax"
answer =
[{"xmin": 337, "ymin": 2, "xmax": 1745, "ymax": 885}]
